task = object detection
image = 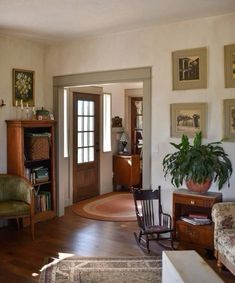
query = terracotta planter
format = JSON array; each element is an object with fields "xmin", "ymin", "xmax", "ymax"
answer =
[{"xmin": 186, "ymin": 179, "xmax": 212, "ymax": 194}]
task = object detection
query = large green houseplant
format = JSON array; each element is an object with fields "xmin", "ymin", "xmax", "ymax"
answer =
[{"xmin": 162, "ymin": 132, "xmax": 233, "ymax": 192}]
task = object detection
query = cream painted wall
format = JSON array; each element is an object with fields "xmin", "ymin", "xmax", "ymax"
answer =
[
  {"xmin": 44, "ymin": 13, "xmax": 235, "ymax": 214},
  {"xmin": 0, "ymin": 35, "xmax": 45, "ymax": 173}
]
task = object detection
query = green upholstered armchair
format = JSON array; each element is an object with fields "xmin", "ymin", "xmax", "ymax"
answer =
[{"xmin": 0, "ymin": 174, "xmax": 35, "ymax": 239}]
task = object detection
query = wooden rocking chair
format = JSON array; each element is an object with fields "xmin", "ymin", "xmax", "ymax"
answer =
[{"xmin": 133, "ymin": 186, "xmax": 174, "ymax": 253}]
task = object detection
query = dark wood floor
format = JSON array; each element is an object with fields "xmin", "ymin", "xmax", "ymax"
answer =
[{"xmin": 0, "ymin": 205, "xmax": 234, "ymax": 283}]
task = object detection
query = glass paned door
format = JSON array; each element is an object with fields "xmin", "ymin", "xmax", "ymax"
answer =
[
  {"xmin": 73, "ymin": 92, "xmax": 100, "ymax": 202},
  {"xmin": 77, "ymin": 100, "xmax": 95, "ymax": 163}
]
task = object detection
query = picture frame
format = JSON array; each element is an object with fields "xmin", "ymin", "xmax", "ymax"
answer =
[
  {"xmin": 171, "ymin": 103, "xmax": 207, "ymax": 138},
  {"xmin": 224, "ymin": 99, "xmax": 235, "ymax": 141},
  {"xmin": 224, "ymin": 44, "xmax": 235, "ymax": 88},
  {"xmin": 12, "ymin": 69, "xmax": 35, "ymax": 106},
  {"xmin": 172, "ymin": 47, "xmax": 207, "ymax": 90}
]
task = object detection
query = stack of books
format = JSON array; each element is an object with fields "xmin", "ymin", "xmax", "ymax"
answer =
[{"xmin": 180, "ymin": 213, "xmax": 211, "ymax": 225}]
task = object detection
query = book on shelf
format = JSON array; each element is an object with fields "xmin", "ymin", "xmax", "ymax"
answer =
[
  {"xmin": 35, "ymin": 191, "xmax": 51, "ymax": 212},
  {"xmin": 180, "ymin": 216, "xmax": 211, "ymax": 225},
  {"xmin": 188, "ymin": 213, "xmax": 208, "ymax": 219}
]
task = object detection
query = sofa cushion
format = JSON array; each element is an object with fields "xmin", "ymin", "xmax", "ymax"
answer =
[
  {"xmin": 0, "ymin": 201, "xmax": 30, "ymax": 217},
  {"xmin": 217, "ymin": 229, "xmax": 235, "ymax": 266}
]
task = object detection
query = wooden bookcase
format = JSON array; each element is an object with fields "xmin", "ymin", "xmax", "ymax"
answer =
[
  {"xmin": 6, "ymin": 120, "xmax": 56, "ymax": 223},
  {"xmin": 173, "ymin": 189, "xmax": 222, "ymax": 251}
]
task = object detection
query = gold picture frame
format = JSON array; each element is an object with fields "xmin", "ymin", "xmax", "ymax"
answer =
[
  {"xmin": 224, "ymin": 44, "xmax": 235, "ymax": 88},
  {"xmin": 171, "ymin": 103, "xmax": 207, "ymax": 138},
  {"xmin": 172, "ymin": 47, "xmax": 207, "ymax": 90},
  {"xmin": 224, "ymin": 99, "xmax": 235, "ymax": 141},
  {"xmin": 12, "ymin": 68, "xmax": 35, "ymax": 106}
]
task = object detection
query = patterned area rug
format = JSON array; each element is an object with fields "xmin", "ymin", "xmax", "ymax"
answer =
[
  {"xmin": 72, "ymin": 192, "xmax": 137, "ymax": 221},
  {"xmin": 39, "ymin": 256, "xmax": 162, "ymax": 283}
]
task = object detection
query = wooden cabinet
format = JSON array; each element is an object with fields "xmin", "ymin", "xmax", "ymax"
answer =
[
  {"xmin": 113, "ymin": 154, "xmax": 140, "ymax": 190},
  {"xmin": 6, "ymin": 120, "xmax": 56, "ymax": 223},
  {"xmin": 173, "ymin": 189, "xmax": 222, "ymax": 250}
]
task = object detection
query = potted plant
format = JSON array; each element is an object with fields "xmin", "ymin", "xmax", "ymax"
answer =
[{"xmin": 162, "ymin": 132, "xmax": 233, "ymax": 193}]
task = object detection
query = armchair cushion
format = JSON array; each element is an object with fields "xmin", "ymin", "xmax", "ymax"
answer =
[{"xmin": 0, "ymin": 201, "xmax": 30, "ymax": 217}]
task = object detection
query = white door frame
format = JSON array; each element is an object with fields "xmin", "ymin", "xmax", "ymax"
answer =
[{"xmin": 53, "ymin": 67, "xmax": 152, "ymax": 216}]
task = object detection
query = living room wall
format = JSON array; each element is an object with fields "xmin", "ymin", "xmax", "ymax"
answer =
[
  {"xmin": 0, "ymin": 35, "xmax": 45, "ymax": 173},
  {"xmin": 44, "ymin": 13, "xmax": 235, "ymax": 213}
]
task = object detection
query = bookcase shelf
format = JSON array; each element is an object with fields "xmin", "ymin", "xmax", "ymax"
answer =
[{"xmin": 6, "ymin": 120, "xmax": 56, "ymax": 223}]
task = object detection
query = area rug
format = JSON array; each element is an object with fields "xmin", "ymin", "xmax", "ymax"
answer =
[
  {"xmin": 72, "ymin": 192, "xmax": 137, "ymax": 221},
  {"xmin": 39, "ymin": 256, "xmax": 162, "ymax": 283}
]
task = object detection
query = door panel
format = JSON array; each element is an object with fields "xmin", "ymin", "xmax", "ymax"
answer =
[{"xmin": 73, "ymin": 92, "xmax": 100, "ymax": 202}]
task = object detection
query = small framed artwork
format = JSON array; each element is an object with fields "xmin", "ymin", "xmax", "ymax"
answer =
[
  {"xmin": 172, "ymin": 47, "xmax": 207, "ymax": 90},
  {"xmin": 171, "ymin": 103, "xmax": 207, "ymax": 138},
  {"xmin": 12, "ymin": 69, "xmax": 35, "ymax": 106},
  {"xmin": 224, "ymin": 44, "xmax": 235, "ymax": 88},
  {"xmin": 224, "ymin": 99, "xmax": 235, "ymax": 141}
]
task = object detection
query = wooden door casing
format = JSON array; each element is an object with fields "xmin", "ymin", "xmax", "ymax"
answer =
[{"xmin": 73, "ymin": 92, "xmax": 100, "ymax": 202}]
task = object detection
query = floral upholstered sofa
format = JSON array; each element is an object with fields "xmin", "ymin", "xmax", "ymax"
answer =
[{"xmin": 212, "ymin": 202, "xmax": 235, "ymax": 276}]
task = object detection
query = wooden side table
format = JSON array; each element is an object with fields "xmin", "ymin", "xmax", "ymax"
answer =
[
  {"xmin": 113, "ymin": 154, "xmax": 140, "ymax": 191},
  {"xmin": 173, "ymin": 189, "xmax": 222, "ymax": 250}
]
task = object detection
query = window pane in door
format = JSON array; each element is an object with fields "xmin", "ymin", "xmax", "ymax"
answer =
[
  {"xmin": 78, "ymin": 117, "xmax": 83, "ymax": 131},
  {"xmin": 78, "ymin": 100, "xmax": 83, "ymax": 115},
  {"xmin": 89, "ymin": 117, "xmax": 94, "ymax": 131},
  {"xmin": 83, "ymin": 132, "xmax": 88, "ymax": 147},
  {"xmin": 89, "ymin": 101, "xmax": 94, "ymax": 116},
  {"xmin": 89, "ymin": 132, "xmax": 94, "ymax": 146},
  {"xmin": 84, "ymin": 148, "xmax": 89, "ymax": 162},
  {"xmin": 89, "ymin": 147, "xmax": 94, "ymax": 162},
  {"xmin": 84, "ymin": 101, "xmax": 89, "ymax": 115},
  {"xmin": 77, "ymin": 148, "xmax": 83, "ymax": 164},
  {"xmin": 78, "ymin": 133, "xmax": 83, "ymax": 147},
  {"xmin": 84, "ymin": 117, "xmax": 88, "ymax": 131}
]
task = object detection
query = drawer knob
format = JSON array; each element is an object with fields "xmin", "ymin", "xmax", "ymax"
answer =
[{"xmin": 190, "ymin": 200, "xmax": 195, "ymax": 205}]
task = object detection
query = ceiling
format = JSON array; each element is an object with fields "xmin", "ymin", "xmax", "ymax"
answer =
[{"xmin": 0, "ymin": 0, "xmax": 235, "ymax": 44}]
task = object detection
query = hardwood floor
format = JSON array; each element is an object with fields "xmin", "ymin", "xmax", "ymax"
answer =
[{"xmin": 0, "ymin": 205, "xmax": 234, "ymax": 283}]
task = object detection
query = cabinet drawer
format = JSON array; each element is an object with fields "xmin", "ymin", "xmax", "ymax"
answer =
[
  {"xmin": 176, "ymin": 220, "xmax": 214, "ymax": 249},
  {"xmin": 173, "ymin": 195, "xmax": 214, "ymax": 208}
]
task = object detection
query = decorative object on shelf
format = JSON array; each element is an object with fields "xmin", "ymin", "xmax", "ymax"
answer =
[
  {"xmin": 119, "ymin": 131, "xmax": 129, "ymax": 154},
  {"xmin": 224, "ymin": 99, "xmax": 235, "ymax": 141},
  {"xmin": 170, "ymin": 102, "xmax": 207, "ymax": 138},
  {"xmin": 172, "ymin": 47, "xmax": 207, "ymax": 90},
  {"xmin": 36, "ymin": 107, "xmax": 50, "ymax": 120},
  {"xmin": 163, "ymin": 131, "xmax": 233, "ymax": 192},
  {"xmin": 12, "ymin": 69, "xmax": 34, "ymax": 106},
  {"xmin": 112, "ymin": 116, "xmax": 123, "ymax": 127},
  {"xmin": 224, "ymin": 44, "xmax": 235, "ymax": 88},
  {"xmin": 0, "ymin": 99, "xmax": 6, "ymax": 107}
]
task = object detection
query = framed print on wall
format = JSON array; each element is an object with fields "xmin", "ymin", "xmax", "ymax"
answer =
[
  {"xmin": 224, "ymin": 44, "xmax": 235, "ymax": 88},
  {"xmin": 12, "ymin": 69, "xmax": 35, "ymax": 106},
  {"xmin": 171, "ymin": 103, "xmax": 207, "ymax": 138},
  {"xmin": 172, "ymin": 47, "xmax": 207, "ymax": 90},
  {"xmin": 224, "ymin": 99, "xmax": 235, "ymax": 141}
]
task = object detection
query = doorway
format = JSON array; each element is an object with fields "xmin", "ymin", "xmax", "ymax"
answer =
[
  {"xmin": 54, "ymin": 67, "xmax": 151, "ymax": 216},
  {"xmin": 73, "ymin": 92, "xmax": 100, "ymax": 202}
]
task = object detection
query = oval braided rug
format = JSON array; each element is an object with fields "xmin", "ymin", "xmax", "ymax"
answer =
[{"xmin": 72, "ymin": 192, "xmax": 137, "ymax": 221}]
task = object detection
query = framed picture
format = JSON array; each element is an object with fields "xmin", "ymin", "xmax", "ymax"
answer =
[
  {"xmin": 12, "ymin": 69, "xmax": 35, "ymax": 106},
  {"xmin": 224, "ymin": 44, "xmax": 235, "ymax": 88},
  {"xmin": 172, "ymin": 47, "xmax": 207, "ymax": 90},
  {"xmin": 224, "ymin": 99, "xmax": 235, "ymax": 141},
  {"xmin": 171, "ymin": 103, "xmax": 207, "ymax": 138}
]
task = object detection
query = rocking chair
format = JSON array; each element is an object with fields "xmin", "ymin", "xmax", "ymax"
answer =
[{"xmin": 133, "ymin": 186, "xmax": 174, "ymax": 252}]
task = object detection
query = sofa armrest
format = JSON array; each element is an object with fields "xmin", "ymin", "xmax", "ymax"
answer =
[
  {"xmin": 212, "ymin": 202, "xmax": 235, "ymax": 251},
  {"xmin": 212, "ymin": 202, "xmax": 235, "ymax": 230}
]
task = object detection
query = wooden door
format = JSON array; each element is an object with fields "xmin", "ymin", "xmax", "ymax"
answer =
[{"xmin": 73, "ymin": 92, "xmax": 100, "ymax": 202}]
